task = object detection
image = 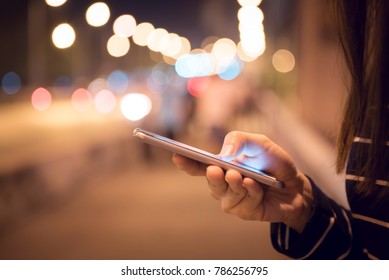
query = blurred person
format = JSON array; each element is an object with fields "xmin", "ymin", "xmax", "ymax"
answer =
[{"xmin": 172, "ymin": 0, "xmax": 389, "ymax": 259}]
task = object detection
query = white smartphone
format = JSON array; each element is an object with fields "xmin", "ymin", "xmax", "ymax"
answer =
[{"xmin": 132, "ymin": 128, "xmax": 284, "ymax": 189}]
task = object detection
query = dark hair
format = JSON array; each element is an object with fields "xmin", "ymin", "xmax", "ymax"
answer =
[{"xmin": 331, "ymin": 0, "xmax": 389, "ymax": 191}]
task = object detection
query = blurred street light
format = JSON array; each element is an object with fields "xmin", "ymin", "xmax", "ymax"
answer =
[
  {"xmin": 52, "ymin": 23, "xmax": 76, "ymax": 49},
  {"xmin": 86, "ymin": 2, "xmax": 110, "ymax": 27},
  {"xmin": 113, "ymin": 15, "xmax": 137, "ymax": 37},
  {"xmin": 120, "ymin": 93, "xmax": 152, "ymax": 121},
  {"xmin": 1, "ymin": 72, "xmax": 21, "ymax": 95},
  {"xmin": 132, "ymin": 22, "xmax": 155, "ymax": 47},
  {"xmin": 272, "ymin": 49, "xmax": 295, "ymax": 73},
  {"xmin": 107, "ymin": 35, "xmax": 130, "ymax": 57},
  {"xmin": 45, "ymin": 0, "xmax": 67, "ymax": 7},
  {"xmin": 31, "ymin": 87, "xmax": 52, "ymax": 111}
]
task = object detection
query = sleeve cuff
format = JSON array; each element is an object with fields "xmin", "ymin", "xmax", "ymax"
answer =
[{"xmin": 271, "ymin": 177, "xmax": 336, "ymax": 259}]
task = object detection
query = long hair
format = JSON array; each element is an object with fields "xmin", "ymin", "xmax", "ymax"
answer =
[{"xmin": 330, "ymin": 0, "xmax": 389, "ymax": 191}]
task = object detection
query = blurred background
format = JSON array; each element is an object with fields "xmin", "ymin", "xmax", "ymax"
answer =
[{"xmin": 0, "ymin": 0, "xmax": 347, "ymax": 259}]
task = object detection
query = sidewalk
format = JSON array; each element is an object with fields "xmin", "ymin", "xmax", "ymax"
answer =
[{"xmin": 0, "ymin": 164, "xmax": 286, "ymax": 260}]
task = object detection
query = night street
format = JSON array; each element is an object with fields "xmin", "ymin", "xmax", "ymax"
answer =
[{"xmin": 0, "ymin": 100, "xmax": 285, "ymax": 260}]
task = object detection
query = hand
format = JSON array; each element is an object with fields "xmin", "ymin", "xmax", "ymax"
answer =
[{"xmin": 172, "ymin": 131, "xmax": 313, "ymax": 233}]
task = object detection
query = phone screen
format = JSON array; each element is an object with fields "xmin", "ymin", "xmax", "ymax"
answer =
[{"xmin": 132, "ymin": 128, "xmax": 284, "ymax": 189}]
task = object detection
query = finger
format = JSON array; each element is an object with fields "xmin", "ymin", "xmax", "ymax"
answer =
[
  {"xmin": 206, "ymin": 165, "xmax": 228, "ymax": 199},
  {"xmin": 220, "ymin": 170, "xmax": 248, "ymax": 211},
  {"xmin": 225, "ymin": 177, "xmax": 265, "ymax": 220},
  {"xmin": 225, "ymin": 169, "xmax": 246, "ymax": 195},
  {"xmin": 172, "ymin": 153, "xmax": 207, "ymax": 176},
  {"xmin": 219, "ymin": 131, "xmax": 273, "ymax": 167},
  {"xmin": 217, "ymin": 131, "xmax": 241, "ymax": 159},
  {"xmin": 242, "ymin": 177, "xmax": 264, "ymax": 202}
]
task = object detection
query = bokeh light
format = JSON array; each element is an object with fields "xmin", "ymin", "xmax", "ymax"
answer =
[
  {"xmin": 147, "ymin": 67, "xmax": 170, "ymax": 94},
  {"xmin": 88, "ymin": 78, "xmax": 107, "ymax": 96},
  {"xmin": 94, "ymin": 89, "xmax": 116, "ymax": 113},
  {"xmin": 147, "ymin": 28, "xmax": 169, "ymax": 52},
  {"xmin": 238, "ymin": 0, "xmax": 262, "ymax": 6},
  {"xmin": 239, "ymin": 32, "xmax": 266, "ymax": 58},
  {"xmin": 45, "ymin": 0, "xmax": 67, "ymax": 7},
  {"xmin": 237, "ymin": 42, "xmax": 257, "ymax": 62},
  {"xmin": 113, "ymin": 14, "xmax": 136, "ymax": 37},
  {"xmin": 31, "ymin": 87, "xmax": 52, "ymax": 111},
  {"xmin": 173, "ymin": 37, "xmax": 191, "ymax": 59},
  {"xmin": 212, "ymin": 38, "xmax": 237, "ymax": 66},
  {"xmin": 272, "ymin": 49, "xmax": 296, "ymax": 73},
  {"xmin": 53, "ymin": 75, "xmax": 73, "ymax": 88},
  {"xmin": 107, "ymin": 70, "xmax": 129, "ymax": 94},
  {"xmin": 175, "ymin": 53, "xmax": 214, "ymax": 78},
  {"xmin": 187, "ymin": 77, "xmax": 211, "ymax": 97},
  {"xmin": 107, "ymin": 34, "xmax": 130, "ymax": 57},
  {"xmin": 52, "ymin": 23, "xmax": 76, "ymax": 49},
  {"xmin": 71, "ymin": 88, "xmax": 93, "ymax": 112},
  {"xmin": 120, "ymin": 93, "xmax": 152, "ymax": 121},
  {"xmin": 237, "ymin": 2, "xmax": 265, "ymax": 61},
  {"xmin": 86, "ymin": 2, "xmax": 110, "ymax": 27},
  {"xmin": 2, "ymin": 71, "xmax": 21, "ymax": 95},
  {"xmin": 238, "ymin": 6, "xmax": 264, "ymax": 27},
  {"xmin": 162, "ymin": 54, "xmax": 177, "ymax": 65},
  {"xmin": 218, "ymin": 58, "xmax": 242, "ymax": 80},
  {"xmin": 132, "ymin": 22, "xmax": 154, "ymax": 47},
  {"xmin": 161, "ymin": 33, "xmax": 182, "ymax": 58}
]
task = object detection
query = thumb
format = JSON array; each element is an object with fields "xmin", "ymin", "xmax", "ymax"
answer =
[{"xmin": 218, "ymin": 131, "xmax": 298, "ymax": 182}]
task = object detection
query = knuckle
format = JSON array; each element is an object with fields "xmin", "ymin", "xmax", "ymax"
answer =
[
  {"xmin": 238, "ymin": 212, "xmax": 252, "ymax": 221},
  {"xmin": 221, "ymin": 201, "xmax": 232, "ymax": 213},
  {"xmin": 257, "ymin": 134, "xmax": 271, "ymax": 145},
  {"xmin": 186, "ymin": 169, "xmax": 198, "ymax": 176},
  {"xmin": 236, "ymin": 209, "xmax": 253, "ymax": 220}
]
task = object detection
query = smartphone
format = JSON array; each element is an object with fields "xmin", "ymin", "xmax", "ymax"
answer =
[{"xmin": 132, "ymin": 128, "xmax": 284, "ymax": 189}]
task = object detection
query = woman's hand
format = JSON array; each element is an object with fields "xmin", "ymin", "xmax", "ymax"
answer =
[{"xmin": 172, "ymin": 131, "xmax": 313, "ymax": 233}]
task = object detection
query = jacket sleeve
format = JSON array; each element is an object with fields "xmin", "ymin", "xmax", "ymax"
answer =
[{"xmin": 271, "ymin": 177, "xmax": 354, "ymax": 259}]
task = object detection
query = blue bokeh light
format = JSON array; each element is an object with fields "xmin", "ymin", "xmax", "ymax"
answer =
[
  {"xmin": 218, "ymin": 58, "xmax": 242, "ymax": 81},
  {"xmin": 147, "ymin": 69, "xmax": 169, "ymax": 94},
  {"xmin": 54, "ymin": 75, "xmax": 73, "ymax": 88},
  {"xmin": 2, "ymin": 72, "xmax": 21, "ymax": 95},
  {"xmin": 107, "ymin": 70, "xmax": 129, "ymax": 94},
  {"xmin": 175, "ymin": 53, "xmax": 214, "ymax": 78}
]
